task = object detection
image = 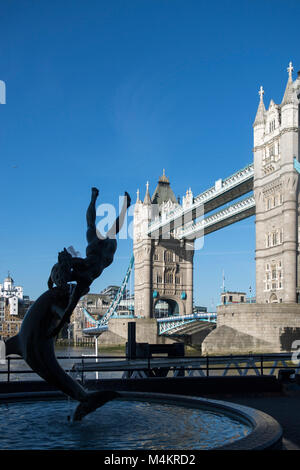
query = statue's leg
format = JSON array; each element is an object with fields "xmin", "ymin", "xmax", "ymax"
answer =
[
  {"xmin": 106, "ymin": 192, "xmax": 131, "ymax": 238},
  {"xmin": 86, "ymin": 187, "xmax": 99, "ymax": 244}
]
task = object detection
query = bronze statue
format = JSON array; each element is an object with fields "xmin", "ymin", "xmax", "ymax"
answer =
[
  {"xmin": 5, "ymin": 187, "xmax": 131, "ymax": 420},
  {"xmin": 48, "ymin": 187, "xmax": 131, "ymax": 337}
]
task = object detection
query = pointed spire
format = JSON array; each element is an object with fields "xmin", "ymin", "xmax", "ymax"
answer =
[
  {"xmin": 253, "ymin": 86, "xmax": 266, "ymax": 127},
  {"xmin": 287, "ymin": 61, "xmax": 294, "ymax": 80},
  {"xmin": 159, "ymin": 168, "xmax": 169, "ymax": 183},
  {"xmin": 136, "ymin": 188, "xmax": 140, "ymax": 203},
  {"xmin": 282, "ymin": 61, "xmax": 296, "ymax": 105},
  {"xmin": 143, "ymin": 181, "xmax": 151, "ymax": 205}
]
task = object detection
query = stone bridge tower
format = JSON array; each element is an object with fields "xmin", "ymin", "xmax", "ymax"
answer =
[
  {"xmin": 254, "ymin": 63, "xmax": 300, "ymax": 303},
  {"xmin": 133, "ymin": 172, "xmax": 194, "ymax": 318}
]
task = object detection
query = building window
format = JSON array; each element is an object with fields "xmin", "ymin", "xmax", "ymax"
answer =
[
  {"xmin": 269, "ymin": 120, "xmax": 276, "ymax": 133},
  {"xmin": 165, "ymin": 251, "xmax": 173, "ymax": 263},
  {"xmin": 280, "ymin": 229, "xmax": 283, "ymax": 244},
  {"xmin": 266, "ymin": 229, "xmax": 283, "ymax": 247},
  {"xmin": 165, "ymin": 273, "xmax": 173, "ymax": 284}
]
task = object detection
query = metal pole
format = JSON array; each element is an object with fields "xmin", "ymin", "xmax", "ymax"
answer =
[
  {"xmin": 7, "ymin": 357, "xmax": 10, "ymax": 382},
  {"xmin": 95, "ymin": 336, "xmax": 99, "ymax": 380},
  {"xmin": 128, "ymin": 322, "xmax": 136, "ymax": 360}
]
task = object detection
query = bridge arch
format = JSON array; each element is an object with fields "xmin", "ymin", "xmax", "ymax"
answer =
[
  {"xmin": 269, "ymin": 293, "xmax": 278, "ymax": 303},
  {"xmin": 153, "ymin": 295, "xmax": 184, "ymax": 318}
]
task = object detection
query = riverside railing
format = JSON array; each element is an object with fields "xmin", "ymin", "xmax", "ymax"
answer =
[{"xmin": 0, "ymin": 353, "xmax": 300, "ymax": 383}]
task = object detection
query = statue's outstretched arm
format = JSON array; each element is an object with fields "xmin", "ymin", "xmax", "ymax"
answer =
[{"xmin": 106, "ymin": 192, "xmax": 131, "ymax": 239}]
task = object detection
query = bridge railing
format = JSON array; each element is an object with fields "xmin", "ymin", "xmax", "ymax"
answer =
[
  {"xmin": 1, "ymin": 353, "xmax": 299, "ymax": 383},
  {"xmin": 175, "ymin": 195, "xmax": 255, "ymax": 239},
  {"xmin": 157, "ymin": 313, "xmax": 217, "ymax": 335},
  {"xmin": 156, "ymin": 313, "xmax": 217, "ymax": 323},
  {"xmin": 82, "ymin": 255, "xmax": 134, "ymax": 333},
  {"xmin": 69, "ymin": 352, "xmax": 300, "ymax": 380}
]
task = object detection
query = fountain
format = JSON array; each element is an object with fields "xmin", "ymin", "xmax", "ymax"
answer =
[{"xmin": 1, "ymin": 187, "xmax": 282, "ymax": 449}]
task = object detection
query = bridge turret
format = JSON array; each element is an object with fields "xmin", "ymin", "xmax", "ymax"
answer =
[
  {"xmin": 253, "ymin": 85, "xmax": 266, "ymax": 148},
  {"xmin": 280, "ymin": 62, "xmax": 299, "ymax": 132},
  {"xmin": 182, "ymin": 188, "xmax": 193, "ymax": 209},
  {"xmin": 134, "ymin": 172, "xmax": 194, "ymax": 319},
  {"xmin": 254, "ymin": 61, "xmax": 300, "ymax": 304}
]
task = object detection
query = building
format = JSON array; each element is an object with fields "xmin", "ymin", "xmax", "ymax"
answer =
[
  {"xmin": 220, "ymin": 291, "xmax": 246, "ymax": 305},
  {"xmin": 70, "ymin": 293, "xmax": 111, "ymax": 343},
  {"xmin": 193, "ymin": 305, "xmax": 208, "ymax": 314},
  {"xmin": 0, "ymin": 274, "xmax": 23, "ymax": 317},
  {"xmin": 0, "ymin": 275, "xmax": 32, "ymax": 341},
  {"xmin": 134, "ymin": 172, "xmax": 194, "ymax": 318},
  {"xmin": 254, "ymin": 63, "xmax": 300, "ymax": 303},
  {"xmin": 202, "ymin": 62, "xmax": 300, "ymax": 354},
  {"xmin": 100, "ymin": 285, "xmax": 120, "ymax": 300},
  {"xmin": 100, "ymin": 285, "xmax": 129, "ymax": 301}
]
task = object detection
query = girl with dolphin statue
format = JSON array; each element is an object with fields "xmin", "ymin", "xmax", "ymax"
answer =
[{"xmin": 5, "ymin": 187, "xmax": 131, "ymax": 421}]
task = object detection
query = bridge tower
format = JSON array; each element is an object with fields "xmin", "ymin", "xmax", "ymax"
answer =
[
  {"xmin": 254, "ymin": 63, "xmax": 300, "ymax": 303},
  {"xmin": 133, "ymin": 172, "xmax": 194, "ymax": 318}
]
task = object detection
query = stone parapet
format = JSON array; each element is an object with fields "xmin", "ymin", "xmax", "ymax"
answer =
[{"xmin": 202, "ymin": 303, "xmax": 300, "ymax": 354}]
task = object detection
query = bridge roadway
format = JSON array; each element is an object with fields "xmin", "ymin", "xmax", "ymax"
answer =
[
  {"xmin": 148, "ymin": 163, "xmax": 254, "ymax": 237},
  {"xmin": 159, "ymin": 320, "xmax": 216, "ymax": 337},
  {"xmin": 157, "ymin": 313, "xmax": 216, "ymax": 336},
  {"xmin": 176, "ymin": 195, "xmax": 255, "ymax": 239},
  {"xmin": 83, "ymin": 313, "xmax": 217, "ymax": 337}
]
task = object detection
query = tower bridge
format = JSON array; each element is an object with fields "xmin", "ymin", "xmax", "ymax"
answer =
[
  {"xmin": 83, "ymin": 62, "xmax": 300, "ymax": 354},
  {"xmin": 148, "ymin": 163, "xmax": 254, "ymax": 238}
]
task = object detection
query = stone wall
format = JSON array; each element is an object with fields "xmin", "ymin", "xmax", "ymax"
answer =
[
  {"xmin": 107, "ymin": 318, "xmax": 174, "ymax": 345},
  {"xmin": 202, "ymin": 303, "xmax": 300, "ymax": 354}
]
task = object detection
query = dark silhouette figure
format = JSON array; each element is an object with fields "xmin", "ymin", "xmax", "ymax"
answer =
[
  {"xmin": 5, "ymin": 187, "xmax": 131, "ymax": 420},
  {"xmin": 5, "ymin": 286, "xmax": 121, "ymax": 420},
  {"xmin": 48, "ymin": 187, "xmax": 131, "ymax": 337}
]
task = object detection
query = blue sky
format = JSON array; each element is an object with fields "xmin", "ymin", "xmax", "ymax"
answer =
[{"xmin": 0, "ymin": 0, "xmax": 299, "ymax": 310}]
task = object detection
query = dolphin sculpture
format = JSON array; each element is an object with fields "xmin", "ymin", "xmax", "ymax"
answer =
[
  {"xmin": 5, "ymin": 286, "xmax": 120, "ymax": 420},
  {"xmin": 4, "ymin": 187, "xmax": 131, "ymax": 421}
]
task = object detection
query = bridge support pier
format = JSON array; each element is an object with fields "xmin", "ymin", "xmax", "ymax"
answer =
[{"xmin": 202, "ymin": 303, "xmax": 300, "ymax": 355}]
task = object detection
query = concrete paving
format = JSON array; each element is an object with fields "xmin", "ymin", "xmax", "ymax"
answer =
[{"xmin": 224, "ymin": 391, "xmax": 300, "ymax": 450}]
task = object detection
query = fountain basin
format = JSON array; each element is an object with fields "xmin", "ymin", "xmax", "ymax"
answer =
[{"xmin": 0, "ymin": 391, "xmax": 282, "ymax": 450}]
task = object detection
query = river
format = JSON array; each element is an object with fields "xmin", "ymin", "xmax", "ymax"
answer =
[{"xmin": 0, "ymin": 345, "xmax": 126, "ymax": 382}]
